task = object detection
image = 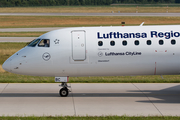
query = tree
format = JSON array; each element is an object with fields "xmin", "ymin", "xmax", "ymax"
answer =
[
  {"xmin": 85, "ymin": 0, "xmax": 91, "ymax": 5},
  {"xmin": 0, "ymin": 0, "xmax": 9, "ymax": 6},
  {"xmin": 142, "ymin": 0, "xmax": 148, "ymax": 3},
  {"xmin": 175, "ymin": 0, "xmax": 180, "ymax": 3},
  {"xmin": 64, "ymin": 0, "xmax": 70, "ymax": 5},
  {"xmin": 69, "ymin": 0, "xmax": 74, "ymax": 5},
  {"xmin": 14, "ymin": 0, "xmax": 21, "ymax": 6},
  {"xmin": 49, "ymin": 0, "xmax": 56, "ymax": 6},
  {"xmin": 29, "ymin": 0, "xmax": 40, "ymax": 6},
  {"xmin": 21, "ymin": 0, "xmax": 28, "ymax": 6},
  {"xmin": 129, "ymin": 0, "xmax": 136, "ymax": 3},
  {"xmin": 106, "ymin": 0, "xmax": 112, "ymax": 5},
  {"xmin": 148, "ymin": 0, "xmax": 154, "ymax": 3},
  {"xmin": 112, "ymin": 0, "xmax": 118, "ymax": 3},
  {"xmin": 74, "ymin": 0, "xmax": 80, "ymax": 5},
  {"xmin": 169, "ymin": 0, "xmax": 175, "ymax": 3},
  {"xmin": 58, "ymin": 0, "xmax": 65, "ymax": 5},
  {"xmin": 97, "ymin": 0, "xmax": 101, "ymax": 5},
  {"xmin": 80, "ymin": 0, "xmax": 86, "ymax": 5}
]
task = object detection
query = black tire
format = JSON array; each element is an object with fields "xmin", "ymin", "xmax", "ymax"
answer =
[{"xmin": 59, "ymin": 88, "xmax": 69, "ymax": 97}]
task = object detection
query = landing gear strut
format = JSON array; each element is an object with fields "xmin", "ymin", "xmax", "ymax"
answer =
[{"xmin": 59, "ymin": 82, "xmax": 71, "ymax": 97}]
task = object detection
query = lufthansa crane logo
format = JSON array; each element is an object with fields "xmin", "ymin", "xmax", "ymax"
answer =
[
  {"xmin": 98, "ymin": 51, "xmax": 103, "ymax": 57},
  {"xmin": 42, "ymin": 52, "xmax": 51, "ymax": 61}
]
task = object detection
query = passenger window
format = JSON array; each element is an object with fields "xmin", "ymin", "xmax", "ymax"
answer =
[
  {"xmin": 171, "ymin": 39, "xmax": 176, "ymax": 45},
  {"xmin": 110, "ymin": 41, "xmax": 115, "ymax": 46},
  {"xmin": 38, "ymin": 39, "xmax": 50, "ymax": 47},
  {"xmin": 134, "ymin": 40, "xmax": 139, "ymax": 46},
  {"xmin": 98, "ymin": 41, "xmax": 103, "ymax": 46},
  {"xmin": 122, "ymin": 40, "xmax": 127, "ymax": 46},
  {"xmin": 147, "ymin": 40, "xmax": 151, "ymax": 45},
  {"xmin": 159, "ymin": 40, "xmax": 164, "ymax": 45}
]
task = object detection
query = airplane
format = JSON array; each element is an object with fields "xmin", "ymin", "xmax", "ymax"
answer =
[{"xmin": 2, "ymin": 23, "xmax": 180, "ymax": 97}]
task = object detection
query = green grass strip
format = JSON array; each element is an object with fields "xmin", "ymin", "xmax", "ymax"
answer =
[
  {"xmin": 0, "ymin": 16, "xmax": 180, "ymax": 28},
  {"xmin": 1, "ymin": 72, "xmax": 180, "ymax": 83},
  {"xmin": 0, "ymin": 42, "xmax": 26, "ymax": 65}
]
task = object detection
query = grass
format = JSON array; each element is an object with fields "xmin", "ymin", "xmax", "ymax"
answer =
[
  {"xmin": 0, "ymin": 6, "xmax": 180, "ymax": 13},
  {"xmin": 0, "ymin": 32, "xmax": 46, "ymax": 37},
  {"xmin": 1, "ymin": 72, "xmax": 180, "ymax": 83},
  {"xmin": 1, "ymin": 16, "xmax": 180, "ymax": 28},
  {"xmin": 0, "ymin": 42, "xmax": 26, "ymax": 64},
  {"xmin": 1, "ymin": 42, "xmax": 180, "ymax": 83},
  {"xmin": 0, "ymin": 116, "xmax": 180, "ymax": 120}
]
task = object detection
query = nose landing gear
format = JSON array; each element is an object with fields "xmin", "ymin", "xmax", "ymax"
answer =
[{"xmin": 59, "ymin": 82, "xmax": 71, "ymax": 97}]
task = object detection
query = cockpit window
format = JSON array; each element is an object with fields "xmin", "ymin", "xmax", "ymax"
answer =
[
  {"xmin": 28, "ymin": 39, "xmax": 41, "ymax": 47},
  {"xmin": 38, "ymin": 39, "xmax": 50, "ymax": 47}
]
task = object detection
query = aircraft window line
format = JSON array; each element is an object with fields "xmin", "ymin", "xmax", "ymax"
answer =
[
  {"xmin": 27, "ymin": 39, "xmax": 41, "ymax": 47},
  {"xmin": 122, "ymin": 40, "xmax": 127, "ymax": 46},
  {"xmin": 97, "ymin": 39, "xmax": 176, "ymax": 47},
  {"xmin": 110, "ymin": 41, "xmax": 115, "ymax": 46},
  {"xmin": 134, "ymin": 40, "xmax": 139, "ymax": 46},
  {"xmin": 159, "ymin": 40, "xmax": 164, "ymax": 45},
  {"xmin": 38, "ymin": 39, "xmax": 50, "ymax": 47},
  {"xmin": 147, "ymin": 40, "xmax": 152, "ymax": 45},
  {"xmin": 98, "ymin": 41, "xmax": 103, "ymax": 46},
  {"xmin": 171, "ymin": 39, "xmax": 176, "ymax": 45}
]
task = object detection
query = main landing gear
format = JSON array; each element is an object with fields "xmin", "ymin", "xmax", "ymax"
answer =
[{"xmin": 59, "ymin": 82, "xmax": 71, "ymax": 97}]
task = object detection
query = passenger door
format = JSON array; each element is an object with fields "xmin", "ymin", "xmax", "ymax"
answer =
[{"xmin": 71, "ymin": 30, "xmax": 86, "ymax": 61}]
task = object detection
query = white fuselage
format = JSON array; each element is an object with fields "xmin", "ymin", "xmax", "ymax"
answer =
[{"xmin": 2, "ymin": 25, "xmax": 180, "ymax": 77}]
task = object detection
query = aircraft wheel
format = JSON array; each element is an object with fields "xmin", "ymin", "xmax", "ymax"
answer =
[{"xmin": 59, "ymin": 88, "xmax": 69, "ymax": 97}]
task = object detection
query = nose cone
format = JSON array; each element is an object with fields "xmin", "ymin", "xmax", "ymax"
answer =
[{"xmin": 2, "ymin": 59, "xmax": 11, "ymax": 72}]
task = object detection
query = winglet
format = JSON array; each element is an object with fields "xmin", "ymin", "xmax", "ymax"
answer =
[{"xmin": 140, "ymin": 22, "xmax": 144, "ymax": 26}]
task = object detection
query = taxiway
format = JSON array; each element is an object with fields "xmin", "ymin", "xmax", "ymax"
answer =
[
  {"xmin": 0, "ymin": 27, "xmax": 65, "ymax": 32},
  {"xmin": 0, "ymin": 37, "xmax": 36, "ymax": 42},
  {"xmin": 0, "ymin": 83, "xmax": 180, "ymax": 116},
  {"xmin": 0, "ymin": 13, "xmax": 180, "ymax": 16}
]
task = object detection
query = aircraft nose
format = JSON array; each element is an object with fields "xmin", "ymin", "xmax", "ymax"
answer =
[{"xmin": 2, "ymin": 59, "xmax": 11, "ymax": 72}]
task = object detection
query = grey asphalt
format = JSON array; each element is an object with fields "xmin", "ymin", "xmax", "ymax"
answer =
[
  {"xmin": 0, "ymin": 83, "xmax": 180, "ymax": 116},
  {"xmin": 0, "ymin": 27, "xmax": 64, "ymax": 42},
  {"xmin": 0, "ymin": 13, "xmax": 180, "ymax": 16},
  {"xmin": 0, "ymin": 27, "xmax": 65, "ymax": 32},
  {"xmin": 0, "ymin": 37, "xmax": 36, "ymax": 42}
]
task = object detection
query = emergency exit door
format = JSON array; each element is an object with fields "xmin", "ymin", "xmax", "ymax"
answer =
[{"xmin": 72, "ymin": 31, "xmax": 86, "ymax": 61}]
